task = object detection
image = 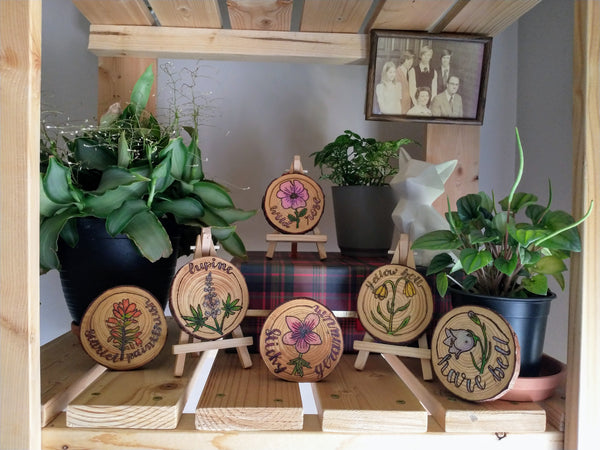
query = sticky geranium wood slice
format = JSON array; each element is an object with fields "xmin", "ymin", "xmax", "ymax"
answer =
[
  {"xmin": 259, "ymin": 297, "xmax": 343, "ymax": 382},
  {"xmin": 79, "ymin": 286, "xmax": 168, "ymax": 370},
  {"xmin": 262, "ymin": 173, "xmax": 325, "ymax": 235}
]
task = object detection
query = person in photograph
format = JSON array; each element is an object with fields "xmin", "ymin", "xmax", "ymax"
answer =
[
  {"xmin": 408, "ymin": 45, "xmax": 438, "ymax": 107},
  {"xmin": 431, "ymin": 75, "xmax": 463, "ymax": 117},
  {"xmin": 396, "ymin": 50, "xmax": 415, "ymax": 114},
  {"xmin": 407, "ymin": 87, "xmax": 432, "ymax": 116},
  {"xmin": 437, "ymin": 49, "xmax": 453, "ymax": 94},
  {"xmin": 375, "ymin": 61, "xmax": 403, "ymax": 114}
]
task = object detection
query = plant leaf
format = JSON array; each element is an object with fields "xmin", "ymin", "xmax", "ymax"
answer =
[
  {"xmin": 530, "ymin": 255, "xmax": 567, "ymax": 275},
  {"xmin": 456, "ymin": 194, "xmax": 482, "ymax": 221},
  {"xmin": 521, "ymin": 274, "xmax": 548, "ymax": 296},
  {"xmin": 499, "ymin": 192, "xmax": 538, "ymax": 213},
  {"xmin": 218, "ymin": 231, "xmax": 247, "ymax": 258},
  {"xmin": 493, "ymin": 252, "xmax": 518, "ymax": 276},
  {"xmin": 460, "ymin": 248, "xmax": 493, "ymax": 274},
  {"xmin": 84, "ymin": 180, "xmax": 148, "ymax": 217},
  {"xmin": 130, "ymin": 65, "xmax": 154, "ymax": 116},
  {"xmin": 122, "ymin": 209, "xmax": 173, "ymax": 262},
  {"xmin": 105, "ymin": 199, "xmax": 148, "ymax": 235},
  {"xmin": 209, "ymin": 207, "xmax": 256, "ymax": 224},
  {"xmin": 73, "ymin": 137, "xmax": 117, "ymax": 170},
  {"xmin": 94, "ymin": 166, "xmax": 149, "ymax": 194},
  {"xmin": 40, "ymin": 209, "xmax": 81, "ymax": 271},
  {"xmin": 117, "ymin": 131, "xmax": 131, "ymax": 168},
  {"xmin": 436, "ymin": 272, "xmax": 449, "ymax": 296},
  {"xmin": 42, "ymin": 157, "xmax": 80, "ymax": 205},
  {"xmin": 152, "ymin": 197, "xmax": 205, "ymax": 220},
  {"xmin": 193, "ymin": 181, "xmax": 235, "ymax": 208},
  {"xmin": 412, "ymin": 230, "xmax": 461, "ymax": 250},
  {"xmin": 426, "ymin": 252, "xmax": 454, "ymax": 275}
]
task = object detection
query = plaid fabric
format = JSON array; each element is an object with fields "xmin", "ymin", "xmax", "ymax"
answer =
[{"xmin": 232, "ymin": 251, "xmax": 452, "ymax": 353}]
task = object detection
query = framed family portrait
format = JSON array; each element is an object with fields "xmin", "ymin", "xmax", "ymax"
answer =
[{"xmin": 365, "ymin": 30, "xmax": 492, "ymax": 124}]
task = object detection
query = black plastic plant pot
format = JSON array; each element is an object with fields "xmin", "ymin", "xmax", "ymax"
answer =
[
  {"xmin": 58, "ymin": 217, "xmax": 180, "ymax": 325},
  {"xmin": 449, "ymin": 287, "xmax": 555, "ymax": 377}
]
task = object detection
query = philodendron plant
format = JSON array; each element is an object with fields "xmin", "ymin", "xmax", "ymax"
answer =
[
  {"xmin": 310, "ymin": 130, "xmax": 416, "ymax": 186},
  {"xmin": 40, "ymin": 65, "xmax": 255, "ymax": 273},
  {"xmin": 412, "ymin": 129, "xmax": 592, "ymax": 298}
]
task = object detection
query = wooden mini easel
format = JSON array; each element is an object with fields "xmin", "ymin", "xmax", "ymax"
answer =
[
  {"xmin": 265, "ymin": 155, "xmax": 327, "ymax": 260},
  {"xmin": 353, "ymin": 234, "xmax": 433, "ymax": 380},
  {"xmin": 172, "ymin": 229, "xmax": 253, "ymax": 377}
]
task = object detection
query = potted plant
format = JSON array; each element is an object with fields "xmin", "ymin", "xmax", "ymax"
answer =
[
  {"xmin": 310, "ymin": 130, "xmax": 415, "ymax": 257},
  {"xmin": 40, "ymin": 65, "xmax": 255, "ymax": 325},
  {"xmin": 411, "ymin": 129, "xmax": 592, "ymax": 376}
]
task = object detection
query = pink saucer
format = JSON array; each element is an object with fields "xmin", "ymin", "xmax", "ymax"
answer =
[{"xmin": 502, "ymin": 354, "xmax": 566, "ymax": 402}]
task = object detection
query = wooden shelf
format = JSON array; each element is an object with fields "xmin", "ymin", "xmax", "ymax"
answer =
[{"xmin": 40, "ymin": 321, "xmax": 564, "ymax": 449}]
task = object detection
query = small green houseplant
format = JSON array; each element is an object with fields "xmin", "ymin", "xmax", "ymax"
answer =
[
  {"xmin": 411, "ymin": 129, "xmax": 591, "ymax": 298},
  {"xmin": 40, "ymin": 65, "xmax": 255, "ymax": 323},
  {"xmin": 310, "ymin": 130, "xmax": 415, "ymax": 256},
  {"xmin": 411, "ymin": 129, "xmax": 592, "ymax": 376}
]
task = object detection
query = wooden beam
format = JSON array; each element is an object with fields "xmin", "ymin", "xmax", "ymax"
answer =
[
  {"xmin": 0, "ymin": 1, "xmax": 42, "ymax": 449},
  {"xmin": 567, "ymin": 2, "xmax": 600, "ymax": 449},
  {"xmin": 88, "ymin": 25, "xmax": 367, "ymax": 64}
]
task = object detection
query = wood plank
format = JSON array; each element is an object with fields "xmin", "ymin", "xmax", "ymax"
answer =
[
  {"xmin": 312, "ymin": 354, "xmax": 428, "ymax": 432},
  {"xmin": 88, "ymin": 25, "xmax": 367, "ymax": 64},
  {"xmin": 41, "ymin": 332, "xmax": 107, "ymax": 427},
  {"xmin": 300, "ymin": 0, "xmax": 373, "ymax": 33},
  {"xmin": 367, "ymin": 0, "xmax": 454, "ymax": 32},
  {"xmin": 98, "ymin": 57, "xmax": 157, "ymax": 118},
  {"xmin": 196, "ymin": 352, "xmax": 303, "ymax": 430},
  {"xmin": 567, "ymin": 2, "xmax": 600, "ymax": 449},
  {"xmin": 66, "ymin": 320, "xmax": 209, "ymax": 429},
  {"xmin": 43, "ymin": 412, "xmax": 564, "ymax": 449},
  {"xmin": 0, "ymin": 1, "xmax": 42, "ymax": 449},
  {"xmin": 148, "ymin": 0, "xmax": 222, "ymax": 28},
  {"xmin": 227, "ymin": 0, "xmax": 293, "ymax": 31},
  {"xmin": 442, "ymin": 0, "xmax": 541, "ymax": 36},
  {"xmin": 425, "ymin": 124, "xmax": 480, "ymax": 213},
  {"xmin": 383, "ymin": 355, "xmax": 547, "ymax": 433},
  {"xmin": 73, "ymin": 0, "xmax": 155, "ymax": 25}
]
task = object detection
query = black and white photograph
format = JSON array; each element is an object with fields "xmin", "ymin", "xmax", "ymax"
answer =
[{"xmin": 365, "ymin": 30, "xmax": 492, "ymax": 124}]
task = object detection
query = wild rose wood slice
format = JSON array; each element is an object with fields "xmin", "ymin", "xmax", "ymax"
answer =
[
  {"xmin": 262, "ymin": 172, "xmax": 325, "ymax": 235},
  {"xmin": 357, "ymin": 265, "xmax": 433, "ymax": 344},
  {"xmin": 79, "ymin": 286, "xmax": 168, "ymax": 370},
  {"xmin": 170, "ymin": 256, "xmax": 249, "ymax": 341},
  {"xmin": 431, "ymin": 305, "xmax": 520, "ymax": 402},
  {"xmin": 259, "ymin": 297, "xmax": 343, "ymax": 382}
]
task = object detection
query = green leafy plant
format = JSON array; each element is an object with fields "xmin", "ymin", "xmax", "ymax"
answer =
[
  {"xmin": 412, "ymin": 129, "xmax": 592, "ymax": 298},
  {"xmin": 40, "ymin": 65, "xmax": 255, "ymax": 273},
  {"xmin": 310, "ymin": 130, "xmax": 416, "ymax": 186}
]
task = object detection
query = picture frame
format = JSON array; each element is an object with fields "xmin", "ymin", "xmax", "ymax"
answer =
[{"xmin": 365, "ymin": 30, "xmax": 492, "ymax": 125}]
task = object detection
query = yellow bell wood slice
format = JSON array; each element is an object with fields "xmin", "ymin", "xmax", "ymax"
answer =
[
  {"xmin": 259, "ymin": 297, "xmax": 343, "ymax": 382},
  {"xmin": 431, "ymin": 305, "xmax": 520, "ymax": 402},
  {"xmin": 170, "ymin": 256, "xmax": 249, "ymax": 340},
  {"xmin": 79, "ymin": 286, "xmax": 168, "ymax": 370},
  {"xmin": 262, "ymin": 173, "xmax": 325, "ymax": 234},
  {"xmin": 357, "ymin": 265, "xmax": 433, "ymax": 344}
]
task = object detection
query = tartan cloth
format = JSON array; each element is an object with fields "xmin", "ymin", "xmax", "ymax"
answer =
[
  {"xmin": 231, "ymin": 251, "xmax": 452, "ymax": 353},
  {"xmin": 232, "ymin": 251, "xmax": 390, "ymax": 353}
]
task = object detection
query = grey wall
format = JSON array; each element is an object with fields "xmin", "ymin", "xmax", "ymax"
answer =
[{"xmin": 40, "ymin": 0, "xmax": 572, "ymax": 364}]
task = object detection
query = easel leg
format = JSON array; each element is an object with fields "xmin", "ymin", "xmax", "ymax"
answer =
[
  {"xmin": 232, "ymin": 326, "xmax": 253, "ymax": 368},
  {"xmin": 354, "ymin": 332, "xmax": 375, "ymax": 370},
  {"xmin": 266, "ymin": 241, "xmax": 277, "ymax": 259},
  {"xmin": 418, "ymin": 333, "xmax": 433, "ymax": 380},
  {"xmin": 173, "ymin": 330, "xmax": 192, "ymax": 377}
]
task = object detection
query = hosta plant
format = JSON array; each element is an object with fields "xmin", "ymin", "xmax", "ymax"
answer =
[
  {"xmin": 40, "ymin": 65, "xmax": 255, "ymax": 273},
  {"xmin": 310, "ymin": 130, "xmax": 416, "ymax": 186},
  {"xmin": 412, "ymin": 129, "xmax": 592, "ymax": 298}
]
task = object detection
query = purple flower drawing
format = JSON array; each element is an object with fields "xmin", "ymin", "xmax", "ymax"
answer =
[
  {"xmin": 282, "ymin": 313, "xmax": 322, "ymax": 354},
  {"xmin": 277, "ymin": 180, "xmax": 308, "ymax": 210}
]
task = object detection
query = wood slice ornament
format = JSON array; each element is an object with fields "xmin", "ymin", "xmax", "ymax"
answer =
[
  {"xmin": 79, "ymin": 286, "xmax": 168, "ymax": 370},
  {"xmin": 262, "ymin": 162, "xmax": 325, "ymax": 235},
  {"xmin": 259, "ymin": 298, "xmax": 343, "ymax": 382},
  {"xmin": 357, "ymin": 265, "xmax": 433, "ymax": 344},
  {"xmin": 170, "ymin": 256, "xmax": 249, "ymax": 341},
  {"xmin": 431, "ymin": 305, "xmax": 520, "ymax": 402}
]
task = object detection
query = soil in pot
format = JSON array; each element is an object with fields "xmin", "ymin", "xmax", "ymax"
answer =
[
  {"xmin": 331, "ymin": 185, "xmax": 395, "ymax": 257},
  {"xmin": 58, "ymin": 217, "xmax": 181, "ymax": 325},
  {"xmin": 450, "ymin": 287, "xmax": 555, "ymax": 377}
]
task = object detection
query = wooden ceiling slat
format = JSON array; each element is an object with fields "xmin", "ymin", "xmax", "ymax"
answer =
[
  {"xmin": 367, "ymin": 0, "xmax": 455, "ymax": 32},
  {"xmin": 227, "ymin": 0, "xmax": 293, "ymax": 31},
  {"xmin": 148, "ymin": 0, "xmax": 222, "ymax": 28},
  {"xmin": 300, "ymin": 0, "xmax": 373, "ymax": 33},
  {"xmin": 72, "ymin": 0, "xmax": 154, "ymax": 25},
  {"xmin": 442, "ymin": 0, "xmax": 541, "ymax": 36},
  {"xmin": 88, "ymin": 25, "xmax": 367, "ymax": 65}
]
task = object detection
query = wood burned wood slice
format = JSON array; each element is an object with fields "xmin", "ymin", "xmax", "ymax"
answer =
[
  {"xmin": 357, "ymin": 265, "xmax": 433, "ymax": 344},
  {"xmin": 431, "ymin": 305, "xmax": 520, "ymax": 402},
  {"xmin": 170, "ymin": 256, "xmax": 249, "ymax": 340},
  {"xmin": 262, "ymin": 173, "xmax": 325, "ymax": 234},
  {"xmin": 259, "ymin": 298, "xmax": 343, "ymax": 382},
  {"xmin": 79, "ymin": 286, "xmax": 168, "ymax": 370}
]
